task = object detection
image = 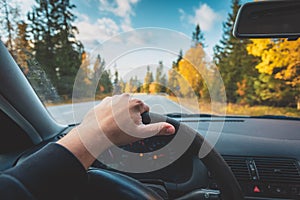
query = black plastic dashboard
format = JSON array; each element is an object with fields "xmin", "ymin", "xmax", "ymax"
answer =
[
  {"xmin": 93, "ymin": 117, "xmax": 300, "ymax": 200},
  {"xmin": 3, "ymin": 116, "xmax": 300, "ymax": 200}
]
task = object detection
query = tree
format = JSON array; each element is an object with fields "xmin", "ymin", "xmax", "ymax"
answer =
[
  {"xmin": 178, "ymin": 43, "xmax": 207, "ymax": 98},
  {"xmin": 192, "ymin": 24, "xmax": 205, "ymax": 47},
  {"xmin": 25, "ymin": 52, "xmax": 61, "ymax": 103},
  {"xmin": 125, "ymin": 76, "xmax": 141, "ymax": 93},
  {"xmin": 253, "ymin": 73, "xmax": 295, "ymax": 107},
  {"xmin": 98, "ymin": 70, "xmax": 113, "ymax": 94},
  {"xmin": 153, "ymin": 61, "xmax": 167, "ymax": 93},
  {"xmin": 28, "ymin": 0, "xmax": 84, "ymax": 97},
  {"xmin": 247, "ymin": 38, "xmax": 300, "ymax": 107},
  {"xmin": 167, "ymin": 62, "xmax": 179, "ymax": 96},
  {"xmin": 213, "ymin": 0, "xmax": 258, "ymax": 104},
  {"xmin": 119, "ymin": 78, "xmax": 126, "ymax": 93},
  {"xmin": 167, "ymin": 50, "xmax": 182, "ymax": 96},
  {"xmin": 0, "ymin": 0, "xmax": 20, "ymax": 56},
  {"xmin": 73, "ymin": 51, "xmax": 93, "ymax": 98},
  {"xmin": 143, "ymin": 66, "xmax": 154, "ymax": 94},
  {"xmin": 113, "ymin": 70, "xmax": 122, "ymax": 94},
  {"xmin": 90, "ymin": 54, "xmax": 112, "ymax": 95},
  {"xmin": 114, "ymin": 70, "xmax": 119, "ymax": 85},
  {"xmin": 14, "ymin": 21, "xmax": 31, "ymax": 74}
]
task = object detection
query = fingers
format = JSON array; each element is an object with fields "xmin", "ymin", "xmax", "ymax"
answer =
[
  {"xmin": 137, "ymin": 122, "xmax": 175, "ymax": 137},
  {"xmin": 108, "ymin": 94, "xmax": 175, "ymax": 140},
  {"xmin": 113, "ymin": 94, "xmax": 149, "ymax": 113},
  {"xmin": 130, "ymin": 98, "xmax": 149, "ymax": 114}
]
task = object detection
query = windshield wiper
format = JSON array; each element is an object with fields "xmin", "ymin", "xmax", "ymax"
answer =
[
  {"xmin": 248, "ymin": 115, "xmax": 300, "ymax": 121},
  {"xmin": 165, "ymin": 113, "xmax": 300, "ymax": 120},
  {"xmin": 165, "ymin": 113, "xmax": 221, "ymax": 118}
]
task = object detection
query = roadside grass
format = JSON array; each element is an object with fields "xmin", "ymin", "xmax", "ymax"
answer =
[
  {"xmin": 44, "ymin": 94, "xmax": 110, "ymax": 107},
  {"xmin": 168, "ymin": 96, "xmax": 300, "ymax": 117},
  {"xmin": 44, "ymin": 94, "xmax": 300, "ymax": 118},
  {"xmin": 225, "ymin": 104, "xmax": 300, "ymax": 117}
]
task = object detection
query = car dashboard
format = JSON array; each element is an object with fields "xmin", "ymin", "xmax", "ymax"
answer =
[
  {"xmin": 2, "ymin": 114, "xmax": 300, "ymax": 200},
  {"xmin": 92, "ymin": 116, "xmax": 300, "ymax": 200}
]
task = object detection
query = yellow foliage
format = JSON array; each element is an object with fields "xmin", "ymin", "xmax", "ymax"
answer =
[
  {"xmin": 247, "ymin": 38, "xmax": 300, "ymax": 86},
  {"xmin": 149, "ymin": 82, "xmax": 157, "ymax": 94},
  {"xmin": 177, "ymin": 44, "xmax": 207, "ymax": 96},
  {"xmin": 236, "ymin": 79, "xmax": 247, "ymax": 96}
]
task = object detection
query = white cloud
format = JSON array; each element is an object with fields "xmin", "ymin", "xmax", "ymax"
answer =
[
  {"xmin": 13, "ymin": 0, "xmax": 35, "ymax": 18},
  {"xmin": 98, "ymin": 0, "xmax": 139, "ymax": 32},
  {"xmin": 179, "ymin": 3, "xmax": 220, "ymax": 31},
  {"xmin": 99, "ymin": 0, "xmax": 139, "ymax": 17},
  {"xmin": 76, "ymin": 14, "xmax": 120, "ymax": 49},
  {"xmin": 178, "ymin": 8, "xmax": 185, "ymax": 22}
]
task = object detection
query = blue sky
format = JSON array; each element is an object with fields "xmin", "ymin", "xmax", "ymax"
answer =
[
  {"xmin": 16, "ymin": 0, "xmax": 253, "ymax": 57},
  {"xmin": 71, "ymin": 0, "xmax": 252, "ymax": 57}
]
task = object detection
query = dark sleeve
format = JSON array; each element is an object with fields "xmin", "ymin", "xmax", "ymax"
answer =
[{"xmin": 0, "ymin": 143, "xmax": 87, "ymax": 200}]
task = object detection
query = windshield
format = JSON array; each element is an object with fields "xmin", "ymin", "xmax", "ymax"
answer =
[{"xmin": 2, "ymin": 0, "xmax": 299, "ymax": 125}]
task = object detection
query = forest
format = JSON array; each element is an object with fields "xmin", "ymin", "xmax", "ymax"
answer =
[{"xmin": 0, "ymin": 0, "xmax": 299, "ymax": 112}]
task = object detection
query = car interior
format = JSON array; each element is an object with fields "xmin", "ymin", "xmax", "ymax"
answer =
[{"xmin": 0, "ymin": 1, "xmax": 300, "ymax": 200}]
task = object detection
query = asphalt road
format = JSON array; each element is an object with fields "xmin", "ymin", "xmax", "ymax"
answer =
[{"xmin": 46, "ymin": 94, "xmax": 192, "ymax": 125}]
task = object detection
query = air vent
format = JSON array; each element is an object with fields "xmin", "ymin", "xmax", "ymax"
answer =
[
  {"xmin": 56, "ymin": 132, "xmax": 67, "ymax": 140},
  {"xmin": 254, "ymin": 158, "xmax": 300, "ymax": 183},
  {"xmin": 224, "ymin": 157, "xmax": 251, "ymax": 181}
]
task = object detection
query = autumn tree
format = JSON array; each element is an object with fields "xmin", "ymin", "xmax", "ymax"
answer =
[
  {"xmin": 168, "ymin": 62, "xmax": 179, "ymax": 96},
  {"xmin": 125, "ymin": 76, "xmax": 141, "ymax": 93},
  {"xmin": 14, "ymin": 21, "xmax": 31, "ymax": 74},
  {"xmin": 178, "ymin": 43, "xmax": 207, "ymax": 98},
  {"xmin": 169, "ymin": 25, "xmax": 208, "ymax": 98},
  {"xmin": 247, "ymin": 38, "xmax": 300, "ymax": 107},
  {"xmin": 253, "ymin": 74, "xmax": 295, "ymax": 107},
  {"xmin": 143, "ymin": 66, "xmax": 154, "ymax": 94},
  {"xmin": 98, "ymin": 70, "xmax": 113, "ymax": 94},
  {"xmin": 119, "ymin": 78, "xmax": 126, "ymax": 93},
  {"xmin": 213, "ymin": 0, "xmax": 258, "ymax": 104},
  {"xmin": 72, "ymin": 51, "xmax": 93, "ymax": 99},
  {"xmin": 167, "ymin": 50, "xmax": 182, "ymax": 96}
]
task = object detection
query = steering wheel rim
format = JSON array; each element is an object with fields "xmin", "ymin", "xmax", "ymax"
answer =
[{"xmin": 82, "ymin": 112, "xmax": 244, "ymax": 200}]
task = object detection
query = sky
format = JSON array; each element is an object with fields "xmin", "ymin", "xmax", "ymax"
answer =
[
  {"xmin": 72, "ymin": 0, "xmax": 249, "ymax": 57},
  {"xmin": 15, "ymin": 0, "xmax": 252, "ymax": 55},
  {"xmin": 14, "ymin": 0, "xmax": 253, "ymax": 79}
]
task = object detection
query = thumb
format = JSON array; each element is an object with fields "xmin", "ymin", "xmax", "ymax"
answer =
[{"xmin": 137, "ymin": 122, "xmax": 175, "ymax": 138}]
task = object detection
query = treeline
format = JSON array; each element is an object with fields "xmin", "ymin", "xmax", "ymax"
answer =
[
  {"xmin": 213, "ymin": 0, "xmax": 299, "ymax": 108},
  {"xmin": 132, "ymin": 0, "xmax": 300, "ymax": 108},
  {"xmin": 0, "ymin": 0, "xmax": 112, "ymax": 102},
  {"xmin": 1, "ymin": 0, "xmax": 299, "ymax": 108}
]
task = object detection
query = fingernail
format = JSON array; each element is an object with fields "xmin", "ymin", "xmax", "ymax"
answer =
[{"xmin": 166, "ymin": 127, "xmax": 175, "ymax": 134}]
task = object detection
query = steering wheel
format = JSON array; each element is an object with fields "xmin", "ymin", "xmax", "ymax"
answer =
[{"xmin": 80, "ymin": 112, "xmax": 244, "ymax": 200}]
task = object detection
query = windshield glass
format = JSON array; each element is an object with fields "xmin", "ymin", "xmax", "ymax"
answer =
[{"xmin": 3, "ymin": 0, "xmax": 299, "ymax": 125}]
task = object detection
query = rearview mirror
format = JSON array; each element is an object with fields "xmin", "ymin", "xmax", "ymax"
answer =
[{"xmin": 233, "ymin": 1, "xmax": 300, "ymax": 40}]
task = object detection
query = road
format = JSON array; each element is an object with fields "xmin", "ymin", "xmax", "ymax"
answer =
[{"xmin": 46, "ymin": 94, "xmax": 192, "ymax": 125}]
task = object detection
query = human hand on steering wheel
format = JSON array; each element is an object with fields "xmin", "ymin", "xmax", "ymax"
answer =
[{"xmin": 57, "ymin": 93, "xmax": 175, "ymax": 169}]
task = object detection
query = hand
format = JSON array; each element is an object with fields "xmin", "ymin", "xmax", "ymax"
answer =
[
  {"xmin": 79, "ymin": 93, "xmax": 175, "ymax": 146},
  {"xmin": 58, "ymin": 94, "xmax": 175, "ymax": 169}
]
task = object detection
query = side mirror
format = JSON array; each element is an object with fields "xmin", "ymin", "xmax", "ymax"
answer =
[{"xmin": 233, "ymin": 1, "xmax": 300, "ymax": 40}]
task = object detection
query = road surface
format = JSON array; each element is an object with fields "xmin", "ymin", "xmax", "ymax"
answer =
[{"xmin": 46, "ymin": 94, "xmax": 192, "ymax": 125}]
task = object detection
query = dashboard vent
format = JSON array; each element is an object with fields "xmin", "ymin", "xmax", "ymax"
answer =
[
  {"xmin": 56, "ymin": 132, "xmax": 67, "ymax": 140},
  {"xmin": 224, "ymin": 157, "xmax": 251, "ymax": 181},
  {"xmin": 254, "ymin": 158, "xmax": 300, "ymax": 183}
]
